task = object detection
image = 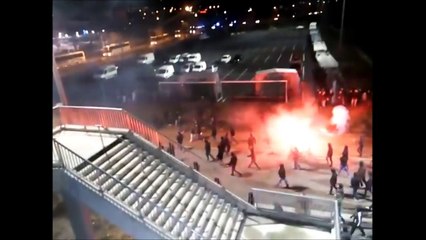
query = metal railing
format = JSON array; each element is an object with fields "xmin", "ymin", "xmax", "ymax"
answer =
[
  {"xmin": 53, "ymin": 138, "xmax": 204, "ymax": 239},
  {"xmin": 251, "ymin": 188, "xmax": 341, "ymax": 239},
  {"xmin": 53, "ymin": 105, "xmax": 207, "ymax": 169}
]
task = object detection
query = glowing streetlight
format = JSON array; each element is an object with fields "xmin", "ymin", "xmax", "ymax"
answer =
[
  {"xmin": 156, "ymin": 16, "xmax": 160, "ymax": 21},
  {"xmin": 185, "ymin": 6, "xmax": 193, "ymax": 12},
  {"xmin": 292, "ymin": 15, "xmax": 295, "ymax": 18},
  {"xmin": 156, "ymin": 10, "xmax": 159, "ymax": 13},
  {"xmin": 242, "ymin": 21, "xmax": 246, "ymax": 25},
  {"xmin": 248, "ymin": 8, "xmax": 252, "ymax": 12},
  {"xmin": 292, "ymin": 4, "xmax": 295, "ymax": 7},
  {"xmin": 277, "ymin": 14, "xmax": 280, "ymax": 17},
  {"xmin": 274, "ymin": 6, "xmax": 277, "ymax": 10},
  {"xmin": 144, "ymin": 12, "xmax": 146, "ymax": 16},
  {"xmin": 213, "ymin": 6, "xmax": 216, "ymax": 9},
  {"xmin": 309, "ymin": 2, "xmax": 311, "ymax": 5},
  {"xmin": 139, "ymin": 9, "xmax": 141, "ymax": 12},
  {"xmin": 217, "ymin": 5, "xmax": 220, "ymax": 8},
  {"xmin": 224, "ymin": 11, "xmax": 227, "ymax": 14},
  {"xmin": 102, "ymin": 29, "xmax": 105, "ymax": 33},
  {"xmin": 91, "ymin": 30, "xmax": 95, "ymax": 34},
  {"xmin": 194, "ymin": 13, "xmax": 198, "ymax": 17},
  {"xmin": 255, "ymin": 19, "xmax": 260, "ymax": 24},
  {"xmin": 274, "ymin": 18, "xmax": 278, "ymax": 21},
  {"xmin": 209, "ymin": 6, "xmax": 212, "ymax": 9}
]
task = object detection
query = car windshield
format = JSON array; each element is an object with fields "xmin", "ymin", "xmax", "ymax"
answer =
[
  {"xmin": 158, "ymin": 69, "xmax": 166, "ymax": 74},
  {"xmin": 140, "ymin": 56, "xmax": 148, "ymax": 60},
  {"xmin": 95, "ymin": 69, "xmax": 105, "ymax": 75},
  {"xmin": 222, "ymin": 55, "xmax": 229, "ymax": 59}
]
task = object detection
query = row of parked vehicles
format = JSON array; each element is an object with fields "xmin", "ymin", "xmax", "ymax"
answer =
[{"xmin": 136, "ymin": 51, "xmax": 242, "ymax": 79}]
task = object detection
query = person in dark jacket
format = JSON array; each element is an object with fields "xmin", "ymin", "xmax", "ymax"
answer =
[
  {"xmin": 351, "ymin": 172, "xmax": 361, "ymax": 199},
  {"xmin": 227, "ymin": 152, "xmax": 242, "ymax": 176},
  {"xmin": 276, "ymin": 164, "xmax": 290, "ymax": 188},
  {"xmin": 326, "ymin": 143, "xmax": 333, "ymax": 167},
  {"xmin": 176, "ymin": 132, "xmax": 184, "ymax": 150},
  {"xmin": 329, "ymin": 168, "xmax": 338, "ymax": 195},
  {"xmin": 357, "ymin": 161, "xmax": 367, "ymax": 187},
  {"xmin": 247, "ymin": 147, "xmax": 260, "ymax": 169},
  {"xmin": 364, "ymin": 171, "xmax": 372, "ymax": 198},
  {"xmin": 204, "ymin": 138, "xmax": 213, "ymax": 161},
  {"xmin": 217, "ymin": 137, "xmax": 225, "ymax": 161},
  {"xmin": 338, "ymin": 145, "xmax": 349, "ymax": 176},
  {"xmin": 224, "ymin": 134, "xmax": 231, "ymax": 155}
]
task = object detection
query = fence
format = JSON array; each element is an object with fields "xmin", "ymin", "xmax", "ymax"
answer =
[
  {"xmin": 251, "ymin": 188, "xmax": 341, "ymax": 239},
  {"xmin": 53, "ymin": 105, "xmax": 206, "ymax": 164}
]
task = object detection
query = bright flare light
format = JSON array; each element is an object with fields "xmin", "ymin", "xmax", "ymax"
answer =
[
  {"xmin": 265, "ymin": 112, "xmax": 325, "ymax": 156},
  {"xmin": 331, "ymin": 105, "xmax": 350, "ymax": 135}
]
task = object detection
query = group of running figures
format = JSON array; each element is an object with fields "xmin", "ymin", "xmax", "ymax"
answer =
[{"xmin": 316, "ymin": 88, "xmax": 371, "ymax": 108}]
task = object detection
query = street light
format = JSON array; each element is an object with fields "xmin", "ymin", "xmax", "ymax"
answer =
[
  {"xmin": 248, "ymin": 8, "xmax": 252, "ymax": 12},
  {"xmin": 224, "ymin": 11, "xmax": 227, "ymax": 14},
  {"xmin": 338, "ymin": 0, "xmax": 347, "ymax": 51},
  {"xmin": 52, "ymin": 52, "xmax": 68, "ymax": 105}
]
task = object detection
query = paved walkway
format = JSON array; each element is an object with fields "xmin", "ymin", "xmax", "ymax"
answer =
[{"xmin": 158, "ymin": 125, "xmax": 372, "ymax": 209}]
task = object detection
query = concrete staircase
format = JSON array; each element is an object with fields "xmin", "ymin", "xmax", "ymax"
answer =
[{"xmin": 76, "ymin": 137, "xmax": 245, "ymax": 239}]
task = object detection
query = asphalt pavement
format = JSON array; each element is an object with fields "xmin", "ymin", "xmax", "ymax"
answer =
[{"xmin": 53, "ymin": 27, "xmax": 316, "ymax": 107}]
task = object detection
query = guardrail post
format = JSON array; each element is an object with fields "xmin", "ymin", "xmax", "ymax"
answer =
[
  {"xmin": 248, "ymin": 192, "xmax": 254, "ymax": 205},
  {"xmin": 214, "ymin": 177, "xmax": 221, "ymax": 185},
  {"xmin": 193, "ymin": 162, "xmax": 200, "ymax": 171}
]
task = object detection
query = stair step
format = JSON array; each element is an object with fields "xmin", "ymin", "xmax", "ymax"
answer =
[
  {"xmin": 202, "ymin": 199, "xmax": 225, "ymax": 239},
  {"xmin": 220, "ymin": 207, "xmax": 239, "ymax": 239},
  {"xmin": 211, "ymin": 203, "xmax": 232, "ymax": 239},
  {"xmin": 190, "ymin": 195, "xmax": 219, "ymax": 239}
]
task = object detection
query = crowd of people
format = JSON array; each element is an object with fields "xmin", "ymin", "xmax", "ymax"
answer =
[
  {"xmin": 173, "ymin": 111, "xmax": 372, "ymax": 237},
  {"xmin": 316, "ymin": 88, "xmax": 371, "ymax": 107}
]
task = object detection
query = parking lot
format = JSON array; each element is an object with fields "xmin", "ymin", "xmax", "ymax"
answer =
[{"xmin": 54, "ymin": 27, "xmax": 315, "ymax": 106}]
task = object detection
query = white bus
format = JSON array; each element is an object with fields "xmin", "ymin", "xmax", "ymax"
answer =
[
  {"xmin": 55, "ymin": 51, "xmax": 86, "ymax": 68},
  {"xmin": 102, "ymin": 42, "xmax": 131, "ymax": 57}
]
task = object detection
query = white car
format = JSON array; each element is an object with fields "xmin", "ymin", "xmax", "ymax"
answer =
[
  {"xmin": 179, "ymin": 53, "xmax": 190, "ymax": 62},
  {"xmin": 220, "ymin": 54, "xmax": 232, "ymax": 63},
  {"xmin": 169, "ymin": 54, "xmax": 181, "ymax": 63},
  {"xmin": 181, "ymin": 62, "xmax": 193, "ymax": 73},
  {"xmin": 93, "ymin": 65, "xmax": 118, "ymax": 80},
  {"xmin": 192, "ymin": 61, "xmax": 207, "ymax": 72},
  {"xmin": 155, "ymin": 65, "xmax": 175, "ymax": 79},
  {"xmin": 296, "ymin": 25, "xmax": 305, "ymax": 29}
]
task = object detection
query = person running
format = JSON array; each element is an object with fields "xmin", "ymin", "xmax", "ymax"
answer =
[
  {"xmin": 364, "ymin": 171, "xmax": 372, "ymax": 198},
  {"xmin": 351, "ymin": 172, "xmax": 361, "ymax": 200},
  {"xmin": 350, "ymin": 207, "xmax": 367, "ymax": 237},
  {"xmin": 204, "ymin": 138, "xmax": 213, "ymax": 161},
  {"xmin": 276, "ymin": 164, "xmax": 290, "ymax": 188},
  {"xmin": 247, "ymin": 147, "xmax": 261, "ymax": 169},
  {"xmin": 326, "ymin": 143, "xmax": 333, "ymax": 167},
  {"xmin": 227, "ymin": 152, "xmax": 242, "ymax": 177},
  {"xmin": 329, "ymin": 168, "xmax": 338, "ymax": 195},
  {"xmin": 357, "ymin": 161, "xmax": 367, "ymax": 187}
]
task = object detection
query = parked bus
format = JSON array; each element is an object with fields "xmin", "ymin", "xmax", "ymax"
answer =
[
  {"xmin": 55, "ymin": 51, "xmax": 86, "ymax": 68},
  {"xmin": 102, "ymin": 41, "xmax": 131, "ymax": 57}
]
